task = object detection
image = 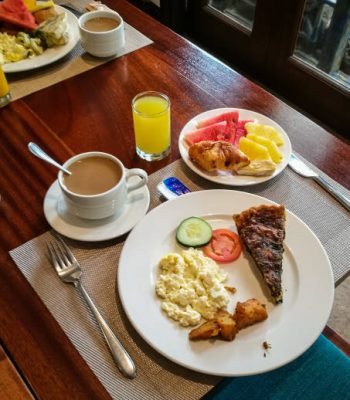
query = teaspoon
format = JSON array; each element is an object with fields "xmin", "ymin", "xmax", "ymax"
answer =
[{"xmin": 28, "ymin": 142, "xmax": 72, "ymax": 175}]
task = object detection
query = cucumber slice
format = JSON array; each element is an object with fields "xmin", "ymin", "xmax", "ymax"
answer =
[{"xmin": 176, "ymin": 217, "xmax": 212, "ymax": 247}]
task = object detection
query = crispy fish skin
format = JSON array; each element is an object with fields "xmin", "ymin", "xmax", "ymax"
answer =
[
  {"xmin": 188, "ymin": 140, "xmax": 249, "ymax": 172},
  {"xmin": 233, "ymin": 205, "xmax": 285, "ymax": 303}
]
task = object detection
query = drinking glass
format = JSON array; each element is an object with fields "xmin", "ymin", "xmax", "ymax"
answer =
[
  {"xmin": 0, "ymin": 65, "xmax": 11, "ymax": 108},
  {"xmin": 132, "ymin": 91, "xmax": 171, "ymax": 161}
]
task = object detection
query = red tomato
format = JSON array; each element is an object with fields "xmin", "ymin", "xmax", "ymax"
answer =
[{"xmin": 203, "ymin": 229, "xmax": 242, "ymax": 263}]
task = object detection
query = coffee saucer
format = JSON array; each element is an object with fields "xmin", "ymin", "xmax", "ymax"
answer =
[{"xmin": 43, "ymin": 179, "xmax": 150, "ymax": 242}]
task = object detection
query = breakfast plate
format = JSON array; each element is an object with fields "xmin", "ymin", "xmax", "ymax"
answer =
[
  {"xmin": 118, "ymin": 190, "xmax": 334, "ymax": 376},
  {"xmin": 3, "ymin": 6, "xmax": 79, "ymax": 73},
  {"xmin": 43, "ymin": 179, "xmax": 150, "ymax": 241},
  {"xmin": 178, "ymin": 108, "xmax": 292, "ymax": 186}
]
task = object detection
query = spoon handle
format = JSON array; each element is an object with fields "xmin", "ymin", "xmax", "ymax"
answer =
[{"xmin": 28, "ymin": 142, "xmax": 71, "ymax": 175}]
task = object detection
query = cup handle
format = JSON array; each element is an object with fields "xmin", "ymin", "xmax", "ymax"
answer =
[{"xmin": 126, "ymin": 168, "xmax": 148, "ymax": 192}]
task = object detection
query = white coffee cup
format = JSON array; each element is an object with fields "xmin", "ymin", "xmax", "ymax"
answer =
[
  {"xmin": 78, "ymin": 10, "xmax": 125, "ymax": 57},
  {"xmin": 58, "ymin": 152, "xmax": 147, "ymax": 220}
]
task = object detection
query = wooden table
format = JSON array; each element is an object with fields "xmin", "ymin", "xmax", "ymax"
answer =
[{"xmin": 0, "ymin": 0, "xmax": 349, "ymax": 398}]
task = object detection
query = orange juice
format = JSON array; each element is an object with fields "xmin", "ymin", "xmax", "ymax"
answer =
[
  {"xmin": 0, "ymin": 65, "xmax": 11, "ymax": 108},
  {"xmin": 0, "ymin": 66, "xmax": 9, "ymax": 97},
  {"xmin": 132, "ymin": 92, "xmax": 170, "ymax": 161}
]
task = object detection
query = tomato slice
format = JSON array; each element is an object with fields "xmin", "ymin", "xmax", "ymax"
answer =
[{"xmin": 203, "ymin": 229, "xmax": 242, "ymax": 263}]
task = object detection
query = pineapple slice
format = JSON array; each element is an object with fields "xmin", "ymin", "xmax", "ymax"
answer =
[
  {"xmin": 24, "ymin": 0, "xmax": 55, "ymax": 12},
  {"xmin": 246, "ymin": 134, "xmax": 283, "ymax": 163},
  {"xmin": 245, "ymin": 123, "xmax": 284, "ymax": 146},
  {"xmin": 239, "ymin": 137, "xmax": 271, "ymax": 161}
]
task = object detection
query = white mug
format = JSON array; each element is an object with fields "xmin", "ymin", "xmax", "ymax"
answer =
[
  {"xmin": 78, "ymin": 10, "xmax": 125, "ymax": 57},
  {"xmin": 58, "ymin": 152, "xmax": 148, "ymax": 220}
]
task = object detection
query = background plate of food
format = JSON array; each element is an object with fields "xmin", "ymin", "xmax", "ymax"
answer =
[
  {"xmin": 178, "ymin": 108, "xmax": 292, "ymax": 186},
  {"xmin": 2, "ymin": 5, "xmax": 79, "ymax": 73},
  {"xmin": 118, "ymin": 190, "xmax": 333, "ymax": 376}
]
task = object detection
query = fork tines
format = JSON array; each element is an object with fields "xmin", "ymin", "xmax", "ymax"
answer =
[{"xmin": 47, "ymin": 234, "xmax": 77, "ymax": 270}]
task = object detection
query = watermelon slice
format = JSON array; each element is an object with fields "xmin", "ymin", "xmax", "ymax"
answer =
[
  {"xmin": 196, "ymin": 111, "xmax": 239, "ymax": 128},
  {"xmin": 185, "ymin": 122, "xmax": 226, "ymax": 146},
  {"xmin": 0, "ymin": 0, "xmax": 37, "ymax": 31},
  {"xmin": 233, "ymin": 119, "xmax": 253, "ymax": 147},
  {"xmin": 237, "ymin": 119, "xmax": 253, "ymax": 129},
  {"xmin": 223, "ymin": 119, "xmax": 236, "ymax": 144},
  {"xmin": 185, "ymin": 121, "xmax": 237, "ymax": 146},
  {"xmin": 233, "ymin": 128, "xmax": 246, "ymax": 147}
]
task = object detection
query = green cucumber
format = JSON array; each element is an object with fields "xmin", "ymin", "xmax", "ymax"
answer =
[{"xmin": 176, "ymin": 217, "xmax": 212, "ymax": 247}]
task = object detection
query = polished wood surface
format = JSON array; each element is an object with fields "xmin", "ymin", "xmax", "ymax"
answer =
[
  {"xmin": 0, "ymin": 0, "xmax": 349, "ymax": 398},
  {"xmin": 323, "ymin": 326, "xmax": 350, "ymax": 358},
  {"xmin": 0, "ymin": 345, "xmax": 33, "ymax": 400}
]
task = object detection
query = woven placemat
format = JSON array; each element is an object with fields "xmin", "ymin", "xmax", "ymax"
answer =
[
  {"xmin": 9, "ymin": 155, "xmax": 350, "ymax": 399},
  {"xmin": 7, "ymin": 22, "xmax": 152, "ymax": 101}
]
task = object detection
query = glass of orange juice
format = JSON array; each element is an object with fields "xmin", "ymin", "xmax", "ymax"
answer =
[
  {"xmin": 0, "ymin": 65, "xmax": 11, "ymax": 108},
  {"xmin": 132, "ymin": 91, "xmax": 171, "ymax": 161}
]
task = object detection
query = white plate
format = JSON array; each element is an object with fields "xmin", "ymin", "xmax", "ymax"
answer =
[
  {"xmin": 178, "ymin": 108, "xmax": 292, "ymax": 186},
  {"xmin": 118, "ymin": 190, "xmax": 334, "ymax": 376},
  {"xmin": 43, "ymin": 179, "xmax": 150, "ymax": 242},
  {"xmin": 3, "ymin": 6, "xmax": 79, "ymax": 73}
]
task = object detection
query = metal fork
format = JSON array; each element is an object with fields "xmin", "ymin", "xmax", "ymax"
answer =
[{"xmin": 47, "ymin": 235, "xmax": 136, "ymax": 379}]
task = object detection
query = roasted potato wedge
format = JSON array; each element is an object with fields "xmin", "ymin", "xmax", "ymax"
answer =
[
  {"xmin": 189, "ymin": 299, "xmax": 268, "ymax": 342},
  {"xmin": 216, "ymin": 310, "xmax": 238, "ymax": 341},
  {"xmin": 233, "ymin": 299, "xmax": 268, "ymax": 330},
  {"xmin": 189, "ymin": 310, "xmax": 238, "ymax": 341},
  {"xmin": 189, "ymin": 320, "xmax": 220, "ymax": 341},
  {"xmin": 189, "ymin": 299, "xmax": 268, "ymax": 341}
]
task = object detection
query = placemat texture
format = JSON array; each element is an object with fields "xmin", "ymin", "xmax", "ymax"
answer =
[
  {"xmin": 10, "ymin": 154, "xmax": 350, "ymax": 400},
  {"xmin": 7, "ymin": 22, "xmax": 153, "ymax": 101}
]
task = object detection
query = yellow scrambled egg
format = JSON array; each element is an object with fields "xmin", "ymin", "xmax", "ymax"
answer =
[
  {"xmin": 0, "ymin": 33, "xmax": 27, "ymax": 63},
  {"xmin": 0, "ymin": 32, "xmax": 43, "ymax": 64},
  {"xmin": 155, "ymin": 248, "xmax": 230, "ymax": 327}
]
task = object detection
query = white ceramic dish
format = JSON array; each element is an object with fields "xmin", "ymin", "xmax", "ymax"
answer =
[
  {"xmin": 3, "ymin": 6, "xmax": 79, "ymax": 73},
  {"xmin": 118, "ymin": 190, "xmax": 334, "ymax": 376},
  {"xmin": 43, "ymin": 179, "xmax": 150, "ymax": 241},
  {"xmin": 178, "ymin": 108, "xmax": 292, "ymax": 186},
  {"xmin": 78, "ymin": 9, "xmax": 125, "ymax": 57}
]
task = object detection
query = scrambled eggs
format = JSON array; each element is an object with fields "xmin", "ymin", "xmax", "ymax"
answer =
[
  {"xmin": 0, "ymin": 32, "xmax": 43, "ymax": 64},
  {"xmin": 155, "ymin": 248, "xmax": 230, "ymax": 327}
]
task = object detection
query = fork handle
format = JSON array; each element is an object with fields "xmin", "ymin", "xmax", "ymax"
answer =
[
  {"xmin": 75, "ymin": 282, "xmax": 137, "ymax": 379},
  {"xmin": 314, "ymin": 176, "xmax": 350, "ymax": 212}
]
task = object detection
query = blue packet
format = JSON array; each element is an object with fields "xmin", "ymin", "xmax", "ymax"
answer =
[{"xmin": 157, "ymin": 177, "xmax": 191, "ymax": 200}]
